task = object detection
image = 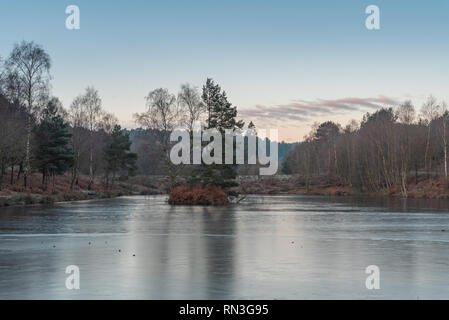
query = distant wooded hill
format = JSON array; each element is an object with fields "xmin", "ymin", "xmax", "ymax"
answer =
[{"xmin": 125, "ymin": 128, "xmax": 299, "ymax": 171}]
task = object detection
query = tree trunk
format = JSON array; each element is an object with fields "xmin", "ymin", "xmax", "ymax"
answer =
[
  {"xmin": 1, "ymin": 163, "xmax": 5, "ymax": 190},
  {"xmin": 0, "ymin": 164, "xmax": 3, "ymax": 191},
  {"xmin": 24, "ymin": 116, "xmax": 32, "ymax": 188},
  {"xmin": 424, "ymin": 123, "xmax": 431, "ymax": 180},
  {"xmin": 70, "ymin": 166, "xmax": 76, "ymax": 190},
  {"xmin": 10, "ymin": 165, "xmax": 14, "ymax": 185},
  {"xmin": 88, "ymin": 146, "xmax": 93, "ymax": 190},
  {"xmin": 42, "ymin": 169, "xmax": 46, "ymax": 190},
  {"xmin": 71, "ymin": 152, "xmax": 80, "ymax": 190},
  {"xmin": 112, "ymin": 170, "xmax": 116, "ymax": 188},
  {"xmin": 401, "ymin": 168, "xmax": 408, "ymax": 198},
  {"xmin": 334, "ymin": 143, "xmax": 338, "ymax": 176},
  {"xmin": 17, "ymin": 163, "xmax": 23, "ymax": 181},
  {"xmin": 415, "ymin": 161, "xmax": 418, "ymax": 185},
  {"xmin": 443, "ymin": 118, "xmax": 448, "ymax": 187}
]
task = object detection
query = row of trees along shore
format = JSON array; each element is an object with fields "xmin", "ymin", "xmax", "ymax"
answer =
[
  {"xmin": 282, "ymin": 97, "xmax": 449, "ymax": 198},
  {"xmin": 0, "ymin": 41, "xmax": 137, "ymax": 192},
  {"xmin": 0, "ymin": 41, "xmax": 250, "ymax": 200}
]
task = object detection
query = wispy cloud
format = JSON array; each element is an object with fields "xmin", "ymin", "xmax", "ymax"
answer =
[{"xmin": 239, "ymin": 95, "xmax": 398, "ymax": 124}]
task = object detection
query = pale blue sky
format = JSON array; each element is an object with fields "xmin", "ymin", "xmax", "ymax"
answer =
[{"xmin": 1, "ymin": 0, "xmax": 448, "ymax": 141}]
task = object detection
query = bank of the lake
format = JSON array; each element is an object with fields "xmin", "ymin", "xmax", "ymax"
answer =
[
  {"xmin": 236, "ymin": 175, "xmax": 449, "ymax": 199},
  {"xmin": 2, "ymin": 174, "xmax": 449, "ymax": 208},
  {"xmin": 0, "ymin": 173, "xmax": 169, "ymax": 207}
]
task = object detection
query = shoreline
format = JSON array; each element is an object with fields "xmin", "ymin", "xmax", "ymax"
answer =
[
  {"xmin": 2, "ymin": 174, "xmax": 449, "ymax": 208},
  {"xmin": 236, "ymin": 175, "xmax": 449, "ymax": 200},
  {"xmin": 2, "ymin": 187, "xmax": 448, "ymax": 209},
  {"xmin": 0, "ymin": 173, "xmax": 166, "ymax": 208},
  {"xmin": 0, "ymin": 190, "xmax": 163, "ymax": 208}
]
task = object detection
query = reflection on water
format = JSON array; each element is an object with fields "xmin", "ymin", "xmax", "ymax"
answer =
[{"xmin": 0, "ymin": 195, "xmax": 449, "ymax": 299}]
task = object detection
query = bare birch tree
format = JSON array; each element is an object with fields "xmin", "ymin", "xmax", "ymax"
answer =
[
  {"xmin": 178, "ymin": 84, "xmax": 205, "ymax": 132},
  {"xmin": 81, "ymin": 86, "xmax": 103, "ymax": 190},
  {"xmin": 135, "ymin": 88, "xmax": 181, "ymax": 189},
  {"xmin": 68, "ymin": 95, "xmax": 87, "ymax": 189},
  {"xmin": 5, "ymin": 41, "xmax": 51, "ymax": 187},
  {"xmin": 397, "ymin": 100, "xmax": 415, "ymax": 125},
  {"xmin": 420, "ymin": 95, "xmax": 441, "ymax": 179}
]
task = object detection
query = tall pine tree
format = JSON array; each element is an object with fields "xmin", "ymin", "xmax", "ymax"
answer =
[
  {"xmin": 193, "ymin": 78, "xmax": 244, "ymax": 188},
  {"xmin": 104, "ymin": 125, "xmax": 137, "ymax": 188}
]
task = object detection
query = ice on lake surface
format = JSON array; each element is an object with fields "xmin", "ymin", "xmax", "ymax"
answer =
[{"xmin": 1, "ymin": 194, "xmax": 449, "ymax": 299}]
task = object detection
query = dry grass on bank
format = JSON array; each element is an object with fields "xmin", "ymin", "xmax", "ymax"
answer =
[
  {"xmin": 168, "ymin": 185, "xmax": 228, "ymax": 206},
  {"xmin": 237, "ymin": 174, "xmax": 449, "ymax": 199},
  {"xmin": 0, "ymin": 172, "xmax": 156, "ymax": 207}
]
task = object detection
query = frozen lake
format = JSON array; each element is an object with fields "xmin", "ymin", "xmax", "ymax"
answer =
[{"xmin": 1, "ymin": 194, "xmax": 449, "ymax": 299}]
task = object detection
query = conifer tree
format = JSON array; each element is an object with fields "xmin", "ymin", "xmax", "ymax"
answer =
[
  {"xmin": 194, "ymin": 78, "xmax": 244, "ymax": 188},
  {"xmin": 104, "ymin": 125, "xmax": 137, "ymax": 188},
  {"xmin": 34, "ymin": 98, "xmax": 74, "ymax": 190}
]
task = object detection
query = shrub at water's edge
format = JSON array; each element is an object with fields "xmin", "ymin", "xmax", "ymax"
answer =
[{"xmin": 168, "ymin": 186, "xmax": 228, "ymax": 206}]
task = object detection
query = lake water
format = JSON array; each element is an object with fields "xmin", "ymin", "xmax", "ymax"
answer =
[{"xmin": 0, "ymin": 194, "xmax": 449, "ymax": 299}]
